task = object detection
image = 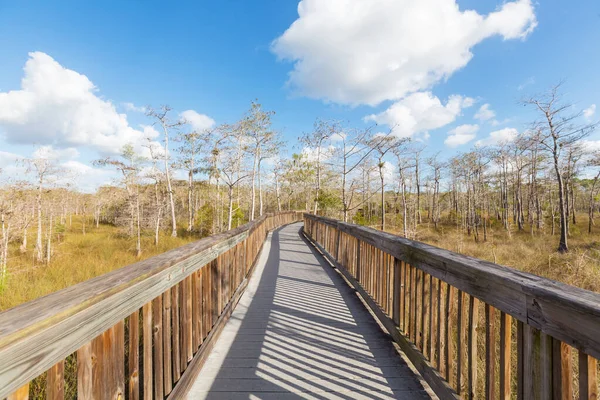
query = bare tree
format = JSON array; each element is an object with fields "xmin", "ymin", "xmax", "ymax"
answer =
[
  {"xmin": 301, "ymin": 119, "xmax": 335, "ymax": 215},
  {"xmin": 525, "ymin": 83, "xmax": 597, "ymax": 252},
  {"xmin": 147, "ymin": 106, "xmax": 182, "ymax": 237},
  {"xmin": 177, "ymin": 128, "xmax": 209, "ymax": 232},
  {"xmin": 95, "ymin": 144, "xmax": 144, "ymax": 256},
  {"xmin": 369, "ymin": 135, "xmax": 405, "ymax": 231}
]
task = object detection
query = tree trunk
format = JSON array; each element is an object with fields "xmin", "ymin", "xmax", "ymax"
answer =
[
  {"xmin": 35, "ymin": 181, "xmax": 43, "ymax": 263},
  {"xmin": 250, "ymin": 153, "xmax": 257, "ymax": 221}
]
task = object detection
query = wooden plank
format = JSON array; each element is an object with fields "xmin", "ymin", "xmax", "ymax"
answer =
[
  {"xmin": 185, "ymin": 275, "xmax": 193, "ymax": 364},
  {"xmin": 393, "ymin": 258, "xmax": 401, "ymax": 326},
  {"xmin": 437, "ymin": 278, "xmax": 443, "ymax": 372},
  {"xmin": 499, "ymin": 312, "xmax": 511, "ymax": 400},
  {"xmin": 46, "ymin": 360, "xmax": 64, "ymax": 400},
  {"xmin": 540, "ymin": 332, "xmax": 553, "ymax": 400},
  {"xmin": 113, "ymin": 321, "xmax": 125, "ymax": 400},
  {"xmin": 421, "ymin": 271, "xmax": 427, "ymax": 353},
  {"xmin": 430, "ymin": 275, "xmax": 435, "ymax": 362},
  {"xmin": 485, "ymin": 304, "xmax": 496, "ymax": 400},
  {"xmin": 77, "ymin": 342, "xmax": 92, "ymax": 399},
  {"xmin": 152, "ymin": 296, "xmax": 164, "ymax": 400},
  {"xmin": 163, "ymin": 289, "xmax": 173, "ymax": 395},
  {"xmin": 142, "ymin": 302, "xmax": 152, "ymax": 400},
  {"xmin": 172, "ymin": 283, "xmax": 181, "ymax": 383},
  {"xmin": 7, "ymin": 384, "xmax": 28, "ymax": 400},
  {"xmin": 553, "ymin": 339, "xmax": 573, "ymax": 400},
  {"xmin": 579, "ymin": 351, "xmax": 598, "ymax": 400},
  {"xmin": 128, "ymin": 310, "xmax": 140, "ymax": 400},
  {"xmin": 467, "ymin": 295, "xmax": 478, "ymax": 400},
  {"xmin": 401, "ymin": 260, "xmax": 406, "ymax": 333},
  {"xmin": 91, "ymin": 330, "xmax": 104, "ymax": 399},
  {"xmin": 445, "ymin": 283, "xmax": 455, "ymax": 384},
  {"xmin": 517, "ymin": 321, "xmax": 524, "ymax": 400},
  {"xmin": 457, "ymin": 290, "xmax": 464, "ymax": 395},
  {"xmin": 192, "ymin": 270, "xmax": 200, "ymax": 351},
  {"xmin": 522, "ymin": 324, "xmax": 536, "ymax": 400}
]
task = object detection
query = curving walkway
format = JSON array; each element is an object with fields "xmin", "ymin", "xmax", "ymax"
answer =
[{"xmin": 188, "ymin": 223, "xmax": 432, "ymax": 399}]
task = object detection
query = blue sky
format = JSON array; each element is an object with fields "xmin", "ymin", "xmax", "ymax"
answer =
[{"xmin": 1, "ymin": 0, "xmax": 599, "ymax": 189}]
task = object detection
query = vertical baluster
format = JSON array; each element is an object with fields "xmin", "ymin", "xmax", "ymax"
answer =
[
  {"xmin": 7, "ymin": 384, "xmax": 29, "ymax": 400},
  {"xmin": 436, "ymin": 278, "xmax": 443, "ymax": 372},
  {"xmin": 429, "ymin": 275, "xmax": 435, "ymax": 361},
  {"xmin": 485, "ymin": 304, "xmax": 496, "ymax": 400},
  {"xmin": 113, "ymin": 320, "xmax": 125, "ymax": 400},
  {"xmin": 457, "ymin": 290, "xmax": 464, "ymax": 394},
  {"xmin": 162, "ymin": 288, "xmax": 172, "ymax": 395},
  {"xmin": 467, "ymin": 296, "xmax": 478, "ymax": 400},
  {"xmin": 47, "ymin": 360, "xmax": 65, "ymax": 399},
  {"xmin": 499, "ymin": 312, "xmax": 511, "ymax": 400},
  {"xmin": 128, "ymin": 310, "xmax": 140, "ymax": 400},
  {"xmin": 393, "ymin": 258, "xmax": 401, "ymax": 327},
  {"xmin": 445, "ymin": 284, "xmax": 454, "ymax": 384},
  {"xmin": 142, "ymin": 302, "xmax": 152, "ymax": 400},
  {"xmin": 77, "ymin": 342, "xmax": 93, "ymax": 399},
  {"xmin": 192, "ymin": 271, "xmax": 199, "ymax": 351},
  {"xmin": 421, "ymin": 272, "xmax": 427, "ymax": 354},
  {"xmin": 551, "ymin": 338, "xmax": 572, "ymax": 399},
  {"xmin": 540, "ymin": 332, "xmax": 553, "ymax": 400},
  {"xmin": 579, "ymin": 352, "xmax": 598, "ymax": 400},
  {"xmin": 172, "ymin": 283, "xmax": 181, "ymax": 383},
  {"xmin": 153, "ymin": 296, "xmax": 164, "ymax": 399},
  {"xmin": 413, "ymin": 267, "xmax": 419, "ymax": 345}
]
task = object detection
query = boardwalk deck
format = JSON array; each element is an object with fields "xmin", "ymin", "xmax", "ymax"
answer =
[{"xmin": 188, "ymin": 223, "xmax": 432, "ymax": 399}]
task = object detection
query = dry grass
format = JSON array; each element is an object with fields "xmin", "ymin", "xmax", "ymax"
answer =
[
  {"xmin": 388, "ymin": 214, "xmax": 600, "ymax": 294},
  {"xmin": 0, "ymin": 218, "xmax": 198, "ymax": 311}
]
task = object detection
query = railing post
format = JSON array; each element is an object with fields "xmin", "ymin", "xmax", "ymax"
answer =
[{"xmin": 393, "ymin": 258, "xmax": 401, "ymax": 326}]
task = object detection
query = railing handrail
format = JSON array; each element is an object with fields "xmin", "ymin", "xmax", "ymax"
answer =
[
  {"xmin": 0, "ymin": 211, "xmax": 300, "ymax": 397},
  {"xmin": 304, "ymin": 213, "xmax": 600, "ymax": 360}
]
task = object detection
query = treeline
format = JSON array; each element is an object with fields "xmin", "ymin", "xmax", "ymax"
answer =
[{"xmin": 1, "ymin": 85, "xmax": 599, "ymax": 287}]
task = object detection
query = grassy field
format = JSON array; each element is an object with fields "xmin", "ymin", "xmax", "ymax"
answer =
[
  {"xmin": 388, "ymin": 214, "xmax": 600, "ymax": 294},
  {"xmin": 0, "ymin": 218, "xmax": 199, "ymax": 311}
]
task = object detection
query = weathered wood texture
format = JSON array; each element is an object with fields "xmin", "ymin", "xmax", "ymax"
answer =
[
  {"xmin": 189, "ymin": 223, "xmax": 431, "ymax": 399},
  {"xmin": 304, "ymin": 213, "xmax": 600, "ymax": 400},
  {"xmin": 0, "ymin": 211, "xmax": 302, "ymax": 399}
]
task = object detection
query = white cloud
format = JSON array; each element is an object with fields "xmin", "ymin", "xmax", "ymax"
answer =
[
  {"xmin": 272, "ymin": 0, "xmax": 537, "ymax": 106},
  {"xmin": 445, "ymin": 124, "xmax": 479, "ymax": 148},
  {"xmin": 476, "ymin": 127, "xmax": 518, "ymax": 146},
  {"xmin": 32, "ymin": 145, "xmax": 80, "ymax": 161},
  {"xmin": 180, "ymin": 110, "xmax": 216, "ymax": 132},
  {"xmin": 584, "ymin": 104, "xmax": 596, "ymax": 120},
  {"xmin": 474, "ymin": 103, "xmax": 496, "ymax": 121},
  {"xmin": 366, "ymin": 92, "xmax": 474, "ymax": 138},
  {"xmin": 0, "ymin": 52, "xmax": 156, "ymax": 155},
  {"xmin": 122, "ymin": 102, "xmax": 146, "ymax": 113}
]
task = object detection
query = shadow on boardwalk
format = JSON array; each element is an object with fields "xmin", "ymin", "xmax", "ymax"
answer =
[{"xmin": 188, "ymin": 223, "xmax": 431, "ymax": 399}]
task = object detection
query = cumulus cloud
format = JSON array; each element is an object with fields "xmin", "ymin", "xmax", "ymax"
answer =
[
  {"xmin": 272, "ymin": 0, "xmax": 537, "ymax": 106},
  {"xmin": 366, "ymin": 92, "xmax": 474, "ymax": 138},
  {"xmin": 0, "ymin": 52, "xmax": 158, "ymax": 155},
  {"xmin": 445, "ymin": 124, "xmax": 479, "ymax": 148},
  {"xmin": 476, "ymin": 127, "xmax": 518, "ymax": 146},
  {"xmin": 474, "ymin": 103, "xmax": 496, "ymax": 121},
  {"xmin": 584, "ymin": 104, "xmax": 596, "ymax": 120},
  {"xmin": 180, "ymin": 110, "xmax": 216, "ymax": 132}
]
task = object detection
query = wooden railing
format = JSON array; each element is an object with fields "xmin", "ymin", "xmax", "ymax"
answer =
[
  {"xmin": 0, "ymin": 211, "xmax": 302, "ymax": 399},
  {"xmin": 304, "ymin": 214, "xmax": 600, "ymax": 400}
]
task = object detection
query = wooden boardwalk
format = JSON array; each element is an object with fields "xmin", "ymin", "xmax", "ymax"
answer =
[{"xmin": 188, "ymin": 223, "xmax": 432, "ymax": 399}]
